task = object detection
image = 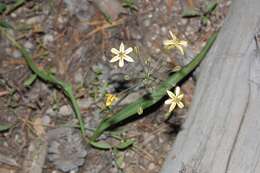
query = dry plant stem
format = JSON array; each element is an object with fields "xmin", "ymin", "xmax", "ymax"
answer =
[
  {"xmin": 84, "ymin": 17, "xmax": 125, "ymax": 39},
  {"xmin": 0, "ymin": 90, "xmax": 9, "ymax": 97},
  {"xmin": 1, "ymin": 29, "xmax": 86, "ymax": 136}
]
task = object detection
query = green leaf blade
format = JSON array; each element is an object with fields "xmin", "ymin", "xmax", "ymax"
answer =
[
  {"xmin": 0, "ymin": 20, "xmax": 13, "ymax": 29},
  {"xmin": 90, "ymin": 141, "xmax": 112, "ymax": 150},
  {"xmin": 24, "ymin": 74, "xmax": 37, "ymax": 87},
  {"xmin": 206, "ymin": 2, "xmax": 218, "ymax": 13},
  {"xmin": 0, "ymin": 3, "xmax": 7, "ymax": 14},
  {"xmin": 116, "ymin": 139, "xmax": 135, "ymax": 150},
  {"xmin": 182, "ymin": 9, "xmax": 200, "ymax": 18},
  {"xmin": 0, "ymin": 123, "xmax": 11, "ymax": 132}
]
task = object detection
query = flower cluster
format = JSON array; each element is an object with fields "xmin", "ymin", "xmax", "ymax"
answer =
[{"xmin": 108, "ymin": 30, "xmax": 187, "ymax": 113}]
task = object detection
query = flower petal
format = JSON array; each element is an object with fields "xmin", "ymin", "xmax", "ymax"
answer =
[
  {"xmin": 119, "ymin": 59, "xmax": 124, "ymax": 67},
  {"xmin": 124, "ymin": 55, "xmax": 134, "ymax": 62},
  {"xmin": 165, "ymin": 99, "xmax": 172, "ymax": 105},
  {"xmin": 169, "ymin": 102, "xmax": 177, "ymax": 112},
  {"xmin": 179, "ymin": 40, "xmax": 188, "ymax": 47},
  {"xmin": 163, "ymin": 40, "xmax": 173, "ymax": 46},
  {"xmin": 175, "ymin": 86, "xmax": 181, "ymax": 96},
  {"xmin": 166, "ymin": 90, "xmax": 175, "ymax": 98},
  {"xmin": 169, "ymin": 31, "xmax": 176, "ymax": 40},
  {"xmin": 110, "ymin": 56, "xmax": 120, "ymax": 62},
  {"xmin": 111, "ymin": 48, "xmax": 119, "ymax": 54},
  {"xmin": 178, "ymin": 93, "xmax": 184, "ymax": 100},
  {"xmin": 176, "ymin": 45, "xmax": 185, "ymax": 55},
  {"xmin": 119, "ymin": 42, "xmax": 125, "ymax": 52},
  {"xmin": 125, "ymin": 47, "xmax": 133, "ymax": 54},
  {"xmin": 177, "ymin": 101, "xmax": 184, "ymax": 109}
]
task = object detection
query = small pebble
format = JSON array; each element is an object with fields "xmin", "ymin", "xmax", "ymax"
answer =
[
  {"xmin": 11, "ymin": 13, "xmax": 17, "ymax": 18},
  {"xmin": 143, "ymin": 19, "xmax": 151, "ymax": 27},
  {"xmin": 24, "ymin": 41, "xmax": 34, "ymax": 50},
  {"xmin": 58, "ymin": 16, "xmax": 64, "ymax": 23},
  {"xmin": 161, "ymin": 26, "xmax": 167, "ymax": 34},
  {"xmin": 12, "ymin": 49, "xmax": 22, "ymax": 58},
  {"xmin": 41, "ymin": 115, "xmax": 51, "ymax": 126},
  {"xmin": 43, "ymin": 34, "xmax": 54, "ymax": 45},
  {"xmin": 148, "ymin": 163, "xmax": 156, "ymax": 170},
  {"xmin": 59, "ymin": 105, "xmax": 73, "ymax": 116}
]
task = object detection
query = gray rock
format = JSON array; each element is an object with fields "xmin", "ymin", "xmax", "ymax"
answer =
[
  {"xmin": 59, "ymin": 105, "xmax": 73, "ymax": 116},
  {"xmin": 47, "ymin": 128, "xmax": 87, "ymax": 172}
]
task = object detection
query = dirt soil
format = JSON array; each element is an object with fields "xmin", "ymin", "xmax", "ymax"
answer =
[{"xmin": 0, "ymin": 0, "xmax": 230, "ymax": 173}]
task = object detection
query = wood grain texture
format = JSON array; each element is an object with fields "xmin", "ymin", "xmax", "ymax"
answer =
[{"xmin": 160, "ymin": 0, "xmax": 260, "ymax": 172}]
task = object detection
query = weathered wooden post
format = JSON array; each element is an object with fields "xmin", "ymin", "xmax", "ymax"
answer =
[{"xmin": 161, "ymin": 0, "xmax": 260, "ymax": 172}]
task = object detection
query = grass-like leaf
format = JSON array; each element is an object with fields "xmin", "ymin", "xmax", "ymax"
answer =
[
  {"xmin": 0, "ymin": 3, "xmax": 6, "ymax": 14},
  {"xmin": 6, "ymin": 0, "xmax": 25, "ymax": 15},
  {"xmin": 0, "ymin": 20, "xmax": 13, "ymax": 29},
  {"xmin": 0, "ymin": 28, "xmax": 86, "ymax": 136},
  {"xmin": 206, "ymin": 2, "xmax": 218, "ymax": 14},
  {"xmin": 90, "ymin": 141, "xmax": 112, "ymax": 150},
  {"xmin": 24, "ymin": 74, "xmax": 37, "ymax": 87},
  {"xmin": 116, "ymin": 139, "xmax": 135, "ymax": 150},
  {"xmin": 91, "ymin": 32, "xmax": 218, "ymax": 141},
  {"xmin": 0, "ymin": 123, "xmax": 11, "ymax": 132},
  {"xmin": 182, "ymin": 8, "xmax": 201, "ymax": 18}
]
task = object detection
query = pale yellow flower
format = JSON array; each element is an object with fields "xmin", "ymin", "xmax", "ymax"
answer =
[
  {"xmin": 105, "ymin": 93, "xmax": 118, "ymax": 107},
  {"xmin": 165, "ymin": 86, "xmax": 184, "ymax": 112},
  {"xmin": 163, "ymin": 31, "xmax": 188, "ymax": 55},
  {"xmin": 110, "ymin": 42, "xmax": 134, "ymax": 67}
]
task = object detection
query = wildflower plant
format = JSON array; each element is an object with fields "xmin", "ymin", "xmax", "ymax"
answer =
[{"xmin": 91, "ymin": 32, "xmax": 218, "ymax": 141}]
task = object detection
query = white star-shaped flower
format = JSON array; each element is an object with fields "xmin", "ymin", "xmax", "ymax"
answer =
[
  {"xmin": 163, "ymin": 31, "xmax": 188, "ymax": 55},
  {"xmin": 110, "ymin": 42, "xmax": 134, "ymax": 67},
  {"xmin": 165, "ymin": 86, "xmax": 184, "ymax": 112}
]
